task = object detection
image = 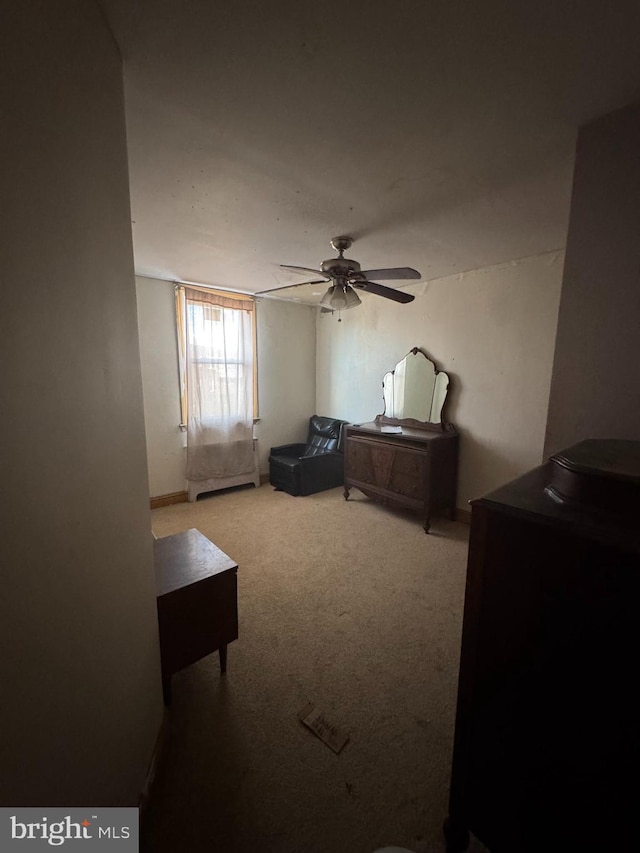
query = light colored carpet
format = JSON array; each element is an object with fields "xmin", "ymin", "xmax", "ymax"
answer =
[{"xmin": 143, "ymin": 484, "xmax": 483, "ymax": 853}]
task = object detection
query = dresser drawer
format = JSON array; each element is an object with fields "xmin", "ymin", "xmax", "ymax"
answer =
[
  {"xmin": 345, "ymin": 436, "xmax": 377, "ymax": 484},
  {"xmin": 388, "ymin": 451, "xmax": 427, "ymax": 500},
  {"xmin": 345, "ymin": 436, "xmax": 427, "ymax": 499}
]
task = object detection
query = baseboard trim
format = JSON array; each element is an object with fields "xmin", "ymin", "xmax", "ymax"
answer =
[
  {"xmin": 139, "ymin": 708, "xmax": 170, "ymax": 823},
  {"xmin": 454, "ymin": 507, "xmax": 472, "ymax": 525},
  {"xmin": 150, "ymin": 491, "xmax": 188, "ymax": 509}
]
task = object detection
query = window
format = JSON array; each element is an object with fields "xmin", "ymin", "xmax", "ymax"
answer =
[{"xmin": 175, "ymin": 285, "xmax": 258, "ymax": 430}]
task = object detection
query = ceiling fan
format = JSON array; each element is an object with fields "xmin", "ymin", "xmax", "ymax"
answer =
[{"xmin": 258, "ymin": 236, "xmax": 420, "ymax": 312}]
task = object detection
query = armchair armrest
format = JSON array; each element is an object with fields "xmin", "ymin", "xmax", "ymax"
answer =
[
  {"xmin": 300, "ymin": 450, "xmax": 342, "ymax": 463},
  {"xmin": 270, "ymin": 442, "xmax": 306, "ymax": 457}
]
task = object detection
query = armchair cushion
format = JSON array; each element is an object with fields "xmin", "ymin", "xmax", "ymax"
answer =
[{"xmin": 269, "ymin": 415, "xmax": 349, "ymax": 496}]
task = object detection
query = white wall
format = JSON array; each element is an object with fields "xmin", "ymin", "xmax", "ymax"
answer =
[
  {"xmin": 0, "ymin": 1, "xmax": 163, "ymax": 805},
  {"xmin": 136, "ymin": 279, "xmax": 316, "ymax": 495},
  {"xmin": 317, "ymin": 251, "xmax": 564, "ymax": 507},
  {"xmin": 254, "ymin": 297, "xmax": 317, "ymax": 468},
  {"xmin": 545, "ymin": 101, "xmax": 640, "ymax": 456},
  {"xmin": 136, "ymin": 277, "xmax": 186, "ymax": 497}
]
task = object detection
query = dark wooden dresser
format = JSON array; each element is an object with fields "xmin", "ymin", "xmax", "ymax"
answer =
[
  {"xmin": 445, "ymin": 440, "xmax": 640, "ymax": 852},
  {"xmin": 343, "ymin": 420, "xmax": 458, "ymax": 532}
]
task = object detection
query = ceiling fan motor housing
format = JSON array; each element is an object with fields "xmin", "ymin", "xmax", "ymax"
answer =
[{"xmin": 321, "ymin": 258, "xmax": 361, "ymax": 278}]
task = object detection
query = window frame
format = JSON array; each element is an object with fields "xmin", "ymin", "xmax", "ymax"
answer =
[{"xmin": 175, "ymin": 284, "xmax": 258, "ymax": 429}]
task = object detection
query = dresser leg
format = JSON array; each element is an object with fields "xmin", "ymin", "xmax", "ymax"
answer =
[
  {"xmin": 424, "ymin": 516, "xmax": 431, "ymax": 534},
  {"xmin": 219, "ymin": 644, "xmax": 228, "ymax": 674},
  {"xmin": 443, "ymin": 816, "xmax": 469, "ymax": 852},
  {"xmin": 344, "ymin": 486, "xmax": 350, "ymax": 500}
]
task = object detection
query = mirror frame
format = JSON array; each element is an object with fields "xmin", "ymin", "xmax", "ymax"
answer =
[{"xmin": 376, "ymin": 347, "xmax": 452, "ymax": 432}]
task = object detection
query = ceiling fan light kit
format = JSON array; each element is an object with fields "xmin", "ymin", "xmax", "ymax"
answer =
[
  {"xmin": 319, "ymin": 282, "xmax": 362, "ymax": 312},
  {"xmin": 257, "ymin": 236, "xmax": 421, "ymax": 315}
]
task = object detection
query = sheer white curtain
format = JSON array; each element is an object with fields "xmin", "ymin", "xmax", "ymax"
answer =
[{"xmin": 181, "ymin": 287, "xmax": 255, "ymax": 481}]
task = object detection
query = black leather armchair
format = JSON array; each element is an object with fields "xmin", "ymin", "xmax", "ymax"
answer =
[{"xmin": 269, "ymin": 415, "xmax": 349, "ymax": 496}]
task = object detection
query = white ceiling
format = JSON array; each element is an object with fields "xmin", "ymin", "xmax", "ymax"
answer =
[{"xmin": 103, "ymin": 0, "xmax": 640, "ymax": 302}]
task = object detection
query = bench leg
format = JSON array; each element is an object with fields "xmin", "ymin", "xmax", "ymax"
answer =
[{"xmin": 219, "ymin": 644, "xmax": 228, "ymax": 674}]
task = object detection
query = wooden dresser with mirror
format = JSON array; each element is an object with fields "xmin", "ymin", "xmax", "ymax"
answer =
[{"xmin": 343, "ymin": 347, "xmax": 459, "ymax": 533}]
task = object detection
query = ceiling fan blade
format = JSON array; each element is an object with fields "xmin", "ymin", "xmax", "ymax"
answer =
[
  {"xmin": 353, "ymin": 280, "xmax": 415, "ymax": 303},
  {"xmin": 360, "ymin": 267, "xmax": 421, "ymax": 280},
  {"xmin": 256, "ymin": 280, "xmax": 329, "ymax": 294},
  {"xmin": 280, "ymin": 264, "xmax": 328, "ymax": 277}
]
